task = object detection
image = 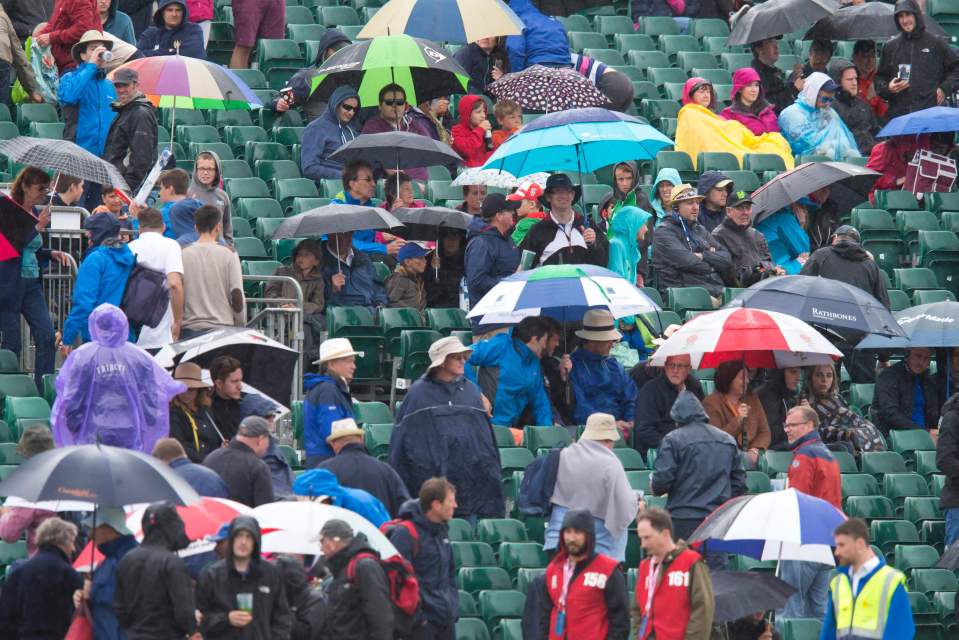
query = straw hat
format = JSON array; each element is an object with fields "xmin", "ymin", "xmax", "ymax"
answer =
[
  {"xmin": 574, "ymin": 309, "xmax": 622, "ymax": 342},
  {"xmin": 71, "ymin": 30, "xmax": 113, "ymax": 64},
  {"xmin": 326, "ymin": 417, "xmax": 365, "ymax": 444},
  {"xmin": 580, "ymin": 413, "xmax": 620, "ymax": 442},
  {"xmin": 669, "ymin": 183, "xmax": 705, "ymax": 204},
  {"xmin": 427, "ymin": 336, "xmax": 473, "ymax": 371},
  {"xmin": 313, "ymin": 338, "xmax": 361, "ymax": 365},
  {"xmin": 173, "ymin": 362, "xmax": 212, "ymax": 389}
]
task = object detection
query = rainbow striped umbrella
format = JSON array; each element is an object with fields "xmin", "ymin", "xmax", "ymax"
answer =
[
  {"xmin": 358, "ymin": 0, "xmax": 524, "ymax": 43},
  {"xmin": 108, "ymin": 55, "xmax": 262, "ymax": 110}
]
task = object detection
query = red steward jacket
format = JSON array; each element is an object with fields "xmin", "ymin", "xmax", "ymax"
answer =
[
  {"xmin": 544, "ymin": 548, "xmax": 627, "ymax": 639},
  {"xmin": 635, "ymin": 547, "xmax": 701, "ymax": 640},
  {"xmin": 787, "ymin": 430, "xmax": 842, "ymax": 510}
]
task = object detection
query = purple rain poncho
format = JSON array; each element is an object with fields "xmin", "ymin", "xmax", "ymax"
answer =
[{"xmin": 52, "ymin": 304, "xmax": 186, "ymax": 453}]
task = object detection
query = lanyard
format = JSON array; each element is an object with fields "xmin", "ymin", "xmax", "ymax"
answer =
[
  {"xmin": 181, "ymin": 406, "xmax": 200, "ymax": 452},
  {"xmin": 644, "ymin": 558, "xmax": 661, "ymax": 614},
  {"xmin": 559, "ymin": 558, "xmax": 576, "ymax": 609}
]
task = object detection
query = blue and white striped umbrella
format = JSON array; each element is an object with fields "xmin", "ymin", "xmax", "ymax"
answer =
[
  {"xmin": 358, "ymin": 0, "xmax": 524, "ymax": 44},
  {"xmin": 690, "ymin": 489, "xmax": 847, "ymax": 565}
]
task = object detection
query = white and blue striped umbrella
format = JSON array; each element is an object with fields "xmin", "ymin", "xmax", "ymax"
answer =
[{"xmin": 690, "ymin": 488, "xmax": 847, "ymax": 565}]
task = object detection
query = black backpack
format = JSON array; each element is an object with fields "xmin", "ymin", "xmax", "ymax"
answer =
[{"xmin": 121, "ymin": 257, "xmax": 169, "ymax": 330}]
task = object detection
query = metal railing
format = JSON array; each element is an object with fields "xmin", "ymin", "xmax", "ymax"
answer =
[{"xmin": 242, "ymin": 274, "xmax": 306, "ymax": 403}]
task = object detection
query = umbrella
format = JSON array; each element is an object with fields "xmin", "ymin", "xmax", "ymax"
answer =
[
  {"xmin": 252, "ymin": 501, "xmax": 398, "ymax": 558},
  {"xmin": 390, "ymin": 206, "xmax": 473, "ymax": 232},
  {"xmin": 711, "ymin": 571, "xmax": 796, "ymax": 622},
  {"xmin": 358, "ymin": 0, "xmax": 524, "ymax": 43},
  {"xmin": 451, "ymin": 168, "xmax": 550, "ymax": 188},
  {"xmin": 481, "ymin": 107, "xmax": 673, "ymax": 176},
  {"xmin": 466, "ymin": 264, "xmax": 661, "ymax": 325},
  {"xmin": 728, "ymin": 0, "xmax": 841, "ymax": 46},
  {"xmin": 309, "ymin": 35, "xmax": 469, "ymax": 106},
  {"xmin": 805, "ymin": 2, "xmax": 947, "ymax": 40},
  {"xmin": 0, "ymin": 194, "xmax": 39, "ymax": 260},
  {"xmin": 647, "ymin": 307, "xmax": 843, "ymax": 369},
  {"xmin": 690, "ymin": 488, "xmax": 847, "ymax": 564},
  {"xmin": 877, "ymin": 106, "xmax": 959, "ymax": 138},
  {"xmin": 725, "ymin": 275, "xmax": 905, "ymax": 338},
  {"xmin": 0, "ymin": 137, "xmax": 130, "ymax": 192},
  {"xmin": 153, "ymin": 327, "xmax": 299, "ymax": 405},
  {"xmin": 328, "ymin": 131, "xmax": 463, "ymax": 175},
  {"xmin": 751, "ymin": 162, "xmax": 881, "ymax": 223},
  {"xmin": 0, "ymin": 444, "xmax": 201, "ymax": 506},
  {"xmin": 271, "ymin": 204, "xmax": 404, "ymax": 240},
  {"xmin": 857, "ymin": 301, "xmax": 959, "ymax": 350},
  {"xmin": 529, "ymin": 0, "xmax": 609, "ymax": 17},
  {"xmin": 488, "ymin": 65, "xmax": 609, "ymax": 112}
]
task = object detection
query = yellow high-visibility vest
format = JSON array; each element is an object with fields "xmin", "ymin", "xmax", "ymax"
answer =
[{"xmin": 829, "ymin": 564, "xmax": 906, "ymax": 640}]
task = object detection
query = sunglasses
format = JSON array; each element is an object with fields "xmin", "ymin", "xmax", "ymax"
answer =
[
  {"xmin": 381, "ymin": 99, "xmax": 406, "ymax": 106},
  {"xmin": 340, "ymin": 103, "xmax": 358, "ymax": 112}
]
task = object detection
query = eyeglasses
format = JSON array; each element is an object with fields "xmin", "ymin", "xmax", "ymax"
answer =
[
  {"xmin": 340, "ymin": 104, "xmax": 358, "ymax": 112},
  {"xmin": 381, "ymin": 99, "xmax": 406, "ymax": 106},
  {"xmin": 664, "ymin": 363, "xmax": 691, "ymax": 371},
  {"xmin": 784, "ymin": 420, "xmax": 809, "ymax": 429},
  {"xmin": 819, "ymin": 97, "xmax": 834, "ymax": 104}
]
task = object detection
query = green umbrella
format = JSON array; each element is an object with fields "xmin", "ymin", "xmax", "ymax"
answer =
[{"xmin": 308, "ymin": 34, "xmax": 470, "ymax": 107}]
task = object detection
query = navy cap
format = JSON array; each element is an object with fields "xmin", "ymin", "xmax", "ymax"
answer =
[
  {"xmin": 481, "ymin": 192, "xmax": 521, "ymax": 219},
  {"xmin": 398, "ymin": 242, "xmax": 430, "ymax": 262}
]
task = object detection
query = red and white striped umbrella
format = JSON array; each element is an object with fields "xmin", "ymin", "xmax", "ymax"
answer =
[{"xmin": 648, "ymin": 307, "xmax": 842, "ymax": 369}]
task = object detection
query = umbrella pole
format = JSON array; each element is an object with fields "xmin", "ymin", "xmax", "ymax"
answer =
[
  {"xmin": 169, "ymin": 99, "xmax": 176, "ymax": 154},
  {"xmin": 335, "ymin": 234, "xmax": 342, "ymax": 275},
  {"xmin": 47, "ymin": 171, "xmax": 61, "ymax": 208},
  {"xmin": 89, "ymin": 503, "xmax": 98, "ymax": 573}
]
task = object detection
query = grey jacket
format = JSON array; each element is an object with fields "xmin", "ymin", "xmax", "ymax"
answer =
[
  {"xmin": 652, "ymin": 213, "xmax": 732, "ymax": 297},
  {"xmin": 651, "ymin": 391, "xmax": 747, "ymax": 519},
  {"xmin": 265, "ymin": 264, "xmax": 325, "ymax": 317},
  {"xmin": 385, "ymin": 266, "xmax": 426, "ymax": 312},
  {"xmin": 188, "ymin": 150, "xmax": 233, "ymax": 246},
  {"xmin": 711, "ymin": 216, "xmax": 775, "ymax": 287}
]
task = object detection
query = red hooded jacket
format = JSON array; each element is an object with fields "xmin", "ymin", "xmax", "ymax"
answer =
[
  {"xmin": 451, "ymin": 94, "xmax": 493, "ymax": 167},
  {"xmin": 38, "ymin": 0, "xmax": 102, "ymax": 74},
  {"xmin": 866, "ymin": 134, "xmax": 930, "ymax": 195}
]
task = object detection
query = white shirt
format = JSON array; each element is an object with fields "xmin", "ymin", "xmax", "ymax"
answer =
[
  {"xmin": 851, "ymin": 555, "xmax": 881, "ymax": 595},
  {"xmin": 128, "ymin": 231, "xmax": 184, "ymax": 349}
]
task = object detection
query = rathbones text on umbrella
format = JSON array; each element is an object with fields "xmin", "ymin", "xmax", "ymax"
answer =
[{"xmin": 811, "ymin": 307, "xmax": 858, "ymax": 323}]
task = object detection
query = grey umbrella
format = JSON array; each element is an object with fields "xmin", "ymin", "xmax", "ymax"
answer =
[
  {"xmin": 329, "ymin": 131, "xmax": 463, "ymax": 173},
  {"xmin": 271, "ymin": 204, "xmax": 404, "ymax": 239},
  {"xmin": 711, "ymin": 571, "xmax": 796, "ymax": 622},
  {"xmin": 751, "ymin": 161, "xmax": 880, "ymax": 225},
  {"xmin": 728, "ymin": 0, "xmax": 841, "ymax": 46},
  {"xmin": 391, "ymin": 206, "xmax": 473, "ymax": 232},
  {"xmin": 805, "ymin": 2, "xmax": 947, "ymax": 40},
  {"xmin": 0, "ymin": 136, "xmax": 130, "ymax": 192}
]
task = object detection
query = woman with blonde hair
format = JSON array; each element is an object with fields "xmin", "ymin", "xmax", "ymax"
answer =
[{"xmin": 804, "ymin": 364, "xmax": 884, "ymax": 453}]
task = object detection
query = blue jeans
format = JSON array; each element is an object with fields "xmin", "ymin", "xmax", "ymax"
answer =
[
  {"xmin": 778, "ymin": 560, "xmax": 831, "ymax": 620},
  {"xmin": 0, "ymin": 277, "xmax": 55, "ymax": 389},
  {"xmin": 946, "ymin": 508, "xmax": 959, "ymax": 547},
  {"xmin": 544, "ymin": 505, "xmax": 627, "ymax": 562}
]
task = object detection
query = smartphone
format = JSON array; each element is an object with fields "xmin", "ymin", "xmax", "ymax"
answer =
[{"xmin": 279, "ymin": 87, "xmax": 295, "ymax": 104}]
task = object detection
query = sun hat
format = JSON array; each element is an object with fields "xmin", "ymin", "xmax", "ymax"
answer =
[
  {"xmin": 71, "ymin": 30, "xmax": 113, "ymax": 64},
  {"xmin": 670, "ymin": 184, "xmax": 706, "ymax": 204},
  {"xmin": 313, "ymin": 338, "xmax": 361, "ymax": 365},
  {"xmin": 539, "ymin": 173, "xmax": 582, "ymax": 207},
  {"xmin": 427, "ymin": 335, "xmax": 473, "ymax": 371},
  {"xmin": 580, "ymin": 413, "xmax": 621, "ymax": 442},
  {"xmin": 173, "ymin": 362, "xmax": 212, "ymax": 389},
  {"xmin": 326, "ymin": 417, "xmax": 365, "ymax": 444},
  {"xmin": 574, "ymin": 309, "xmax": 623, "ymax": 342}
]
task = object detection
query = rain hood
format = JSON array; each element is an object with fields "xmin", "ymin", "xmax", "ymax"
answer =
[
  {"xmin": 292, "ymin": 468, "xmax": 390, "ymax": 527},
  {"xmin": 226, "ymin": 515, "xmax": 262, "ymax": 562},
  {"xmin": 607, "ymin": 205, "xmax": 652, "ymax": 284},
  {"xmin": 52, "ymin": 304, "xmax": 186, "ymax": 453},
  {"xmin": 141, "ymin": 502, "xmax": 191, "ymax": 551},
  {"xmin": 670, "ymin": 390, "xmax": 711, "ymax": 427},
  {"xmin": 778, "ymin": 72, "xmax": 860, "ymax": 161}
]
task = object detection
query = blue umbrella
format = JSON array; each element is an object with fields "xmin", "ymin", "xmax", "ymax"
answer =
[
  {"xmin": 481, "ymin": 107, "xmax": 673, "ymax": 176},
  {"xmin": 857, "ymin": 301, "xmax": 959, "ymax": 349},
  {"xmin": 877, "ymin": 106, "xmax": 959, "ymax": 138}
]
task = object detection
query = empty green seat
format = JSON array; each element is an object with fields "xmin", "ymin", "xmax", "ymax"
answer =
[
  {"xmin": 626, "ymin": 470, "xmax": 653, "ymax": 492},
  {"xmin": 779, "ymin": 619, "xmax": 822, "ymax": 640},
  {"xmin": 884, "ymin": 473, "xmax": 931, "ymax": 509},
  {"xmin": 458, "ymin": 590, "xmax": 478, "ymax": 617},
  {"xmin": 912, "ymin": 568, "xmax": 958, "ymax": 598},
  {"xmin": 232, "ymin": 217, "xmax": 253, "ymax": 238},
  {"xmin": 523, "ymin": 426, "xmax": 570, "ymax": 454},
  {"xmin": 16, "ymin": 103, "xmax": 59, "ymax": 134},
  {"xmin": 613, "ymin": 447, "xmax": 646, "ymax": 470},
  {"xmin": 833, "ymin": 451, "xmax": 858, "ymax": 473},
  {"xmin": 862, "ymin": 451, "xmax": 908, "ymax": 478},
  {"xmin": 743, "ymin": 153, "xmax": 787, "ymax": 175},
  {"xmin": 915, "ymin": 450, "xmax": 939, "ymax": 478},
  {"xmin": 628, "ymin": 50, "xmax": 670, "ymax": 74},
  {"xmin": 254, "ymin": 218, "xmax": 283, "ymax": 242},
  {"xmin": 569, "ymin": 31, "xmax": 608, "ymax": 53},
  {"xmin": 746, "ymin": 470, "xmax": 772, "ymax": 493},
  {"xmin": 894, "ymin": 544, "xmax": 939, "ymax": 574},
  {"xmin": 455, "ymin": 617, "xmax": 490, "ymax": 640},
  {"xmin": 451, "ymin": 541, "xmax": 496, "ymax": 568},
  {"xmin": 842, "ymin": 473, "xmax": 880, "ymax": 499},
  {"xmin": 499, "ymin": 542, "xmax": 547, "ymax": 576},
  {"xmin": 845, "ymin": 495, "xmax": 895, "ymax": 520},
  {"xmin": 0, "ymin": 540, "xmax": 27, "ymax": 565},
  {"xmin": 913, "ymin": 289, "xmax": 956, "ymax": 305},
  {"xmin": 475, "ymin": 519, "xmax": 528, "ymax": 549},
  {"xmin": 499, "ymin": 448, "xmax": 534, "ymax": 475},
  {"xmin": 236, "ymin": 197, "xmax": 283, "ymax": 220},
  {"xmin": 320, "ymin": 5, "xmax": 360, "ymax": 26},
  {"xmin": 677, "ymin": 51, "xmax": 717, "ymax": 71},
  {"xmin": 353, "ymin": 401, "xmax": 392, "ymax": 426},
  {"xmin": 477, "ymin": 590, "xmax": 525, "ymax": 633},
  {"xmin": 426, "ymin": 308, "xmax": 469, "ymax": 336},
  {"xmin": 648, "ymin": 66, "xmax": 686, "ymax": 87},
  {"xmin": 667, "ymin": 287, "xmax": 714, "ymax": 316},
  {"xmin": 889, "ymin": 429, "xmax": 936, "ymax": 466},
  {"xmin": 219, "ymin": 159, "xmax": 254, "ymax": 180},
  {"xmin": 615, "ymin": 33, "xmax": 655, "ymax": 53},
  {"xmin": 0, "ymin": 350, "xmax": 18, "ymax": 373},
  {"xmin": 903, "ymin": 496, "xmax": 942, "ymax": 525},
  {"xmin": 515, "ymin": 567, "xmax": 545, "ymax": 595},
  {"xmin": 380, "ymin": 308, "xmax": 424, "ymax": 358},
  {"xmin": 697, "ymin": 151, "xmax": 739, "ymax": 173},
  {"xmin": 457, "ymin": 566, "xmax": 512, "ymax": 594},
  {"xmin": 226, "ymin": 177, "xmax": 272, "ymax": 204},
  {"xmin": 875, "ymin": 190, "xmax": 920, "ymax": 212},
  {"xmin": 761, "ymin": 451, "xmax": 793, "ymax": 477},
  {"xmin": 274, "ymin": 178, "xmax": 319, "ymax": 212},
  {"xmin": 234, "ymin": 237, "xmax": 269, "ymax": 260},
  {"xmin": 0, "ymin": 443, "xmax": 24, "ymax": 465},
  {"xmin": 654, "ymin": 150, "xmax": 697, "ymax": 183},
  {"xmin": 888, "ymin": 289, "xmax": 911, "ymax": 311},
  {"xmin": 245, "ymin": 141, "xmax": 291, "ymax": 168},
  {"xmin": 449, "ymin": 518, "xmax": 473, "ymax": 542},
  {"xmin": 363, "ymin": 423, "xmax": 393, "ymax": 459},
  {"xmin": 0, "ymin": 374, "xmax": 39, "ymax": 401},
  {"xmin": 639, "ymin": 16, "xmax": 679, "ymax": 37},
  {"xmin": 871, "ymin": 520, "xmax": 919, "ymax": 556}
]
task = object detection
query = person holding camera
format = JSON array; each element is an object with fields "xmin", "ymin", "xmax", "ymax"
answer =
[
  {"xmin": 58, "ymin": 30, "xmax": 116, "ymax": 158},
  {"xmin": 711, "ymin": 189, "xmax": 784, "ymax": 288}
]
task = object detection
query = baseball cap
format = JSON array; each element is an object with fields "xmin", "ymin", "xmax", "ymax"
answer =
[
  {"xmin": 507, "ymin": 180, "xmax": 544, "ymax": 202},
  {"xmin": 821, "ymin": 78, "xmax": 839, "ymax": 93},
  {"xmin": 727, "ymin": 190, "xmax": 753, "ymax": 207},
  {"xmin": 320, "ymin": 519, "xmax": 354, "ymax": 541},
  {"xmin": 833, "ymin": 224, "xmax": 861, "ymax": 243},
  {"xmin": 397, "ymin": 242, "xmax": 430, "ymax": 262},
  {"xmin": 481, "ymin": 192, "xmax": 521, "ymax": 219},
  {"xmin": 113, "ymin": 67, "xmax": 139, "ymax": 85}
]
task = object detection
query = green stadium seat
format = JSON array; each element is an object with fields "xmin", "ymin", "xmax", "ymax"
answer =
[
  {"xmin": 677, "ymin": 51, "xmax": 717, "ymax": 72},
  {"xmin": 492, "ymin": 425, "xmax": 515, "ymax": 448},
  {"xmin": 353, "ymin": 400, "xmax": 392, "ymax": 425},
  {"xmin": 721, "ymin": 52, "xmax": 754, "ymax": 71},
  {"xmin": 452, "ymin": 541, "xmax": 496, "ymax": 568},
  {"xmin": 888, "ymin": 289, "xmax": 911, "ymax": 312},
  {"xmin": 845, "ymin": 495, "xmax": 895, "ymax": 520},
  {"xmin": 226, "ymin": 177, "xmax": 272, "ymax": 205},
  {"xmin": 28, "ymin": 121, "xmax": 64, "ymax": 139},
  {"xmin": 862, "ymin": 450, "xmax": 908, "ymax": 478},
  {"xmin": 662, "ymin": 82, "xmax": 686, "ymax": 101},
  {"xmin": 208, "ymin": 109, "xmax": 254, "ymax": 131},
  {"xmin": 426, "ymin": 308, "xmax": 469, "ymax": 336},
  {"xmin": 223, "ymin": 126, "xmax": 270, "ymax": 158},
  {"xmin": 615, "ymin": 33, "xmax": 656, "ymax": 53},
  {"xmin": 0, "ymin": 374, "xmax": 38, "ymax": 401},
  {"xmin": 667, "ymin": 287, "xmax": 714, "ymax": 317},
  {"xmin": 640, "ymin": 286, "xmax": 664, "ymax": 307},
  {"xmin": 448, "ymin": 518, "xmax": 472, "ymax": 542},
  {"xmin": 596, "ymin": 15, "xmax": 633, "ymax": 39},
  {"xmin": 219, "ymin": 159, "xmax": 254, "ymax": 180},
  {"xmin": 232, "ymin": 217, "xmax": 253, "ymax": 238},
  {"xmin": 231, "ymin": 69, "xmax": 268, "ymax": 90},
  {"xmin": 499, "ymin": 542, "xmax": 547, "ymax": 577},
  {"xmin": 500, "ymin": 448, "xmax": 534, "ymax": 476},
  {"xmin": 458, "ymin": 590, "xmax": 478, "ymax": 617},
  {"xmin": 257, "ymin": 39, "xmax": 306, "ymax": 89},
  {"xmin": 853, "ymin": 208, "xmax": 900, "ymax": 241},
  {"xmin": 779, "ymin": 618, "xmax": 822, "ymax": 640},
  {"xmin": 931, "ymin": 590, "xmax": 957, "ymax": 627},
  {"xmin": 0, "ymin": 540, "xmax": 27, "ymax": 565},
  {"xmin": 254, "ymin": 218, "xmax": 283, "ymax": 242},
  {"xmin": 477, "ymin": 590, "xmax": 525, "ymax": 633},
  {"xmin": 569, "ymin": 31, "xmax": 607, "ymax": 52},
  {"xmin": 454, "ymin": 618, "xmax": 490, "ymax": 640},
  {"xmin": 915, "ymin": 450, "xmax": 939, "ymax": 478},
  {"xmin": 380, "ymin": 308, "xmax": 424, "ymax": 358},
  {"xmin": 363, "ymin": 423, "xmax": 392, "ymax": 459},
  {"xmin": 626, "ymin": 470, "xmax": 653, "ymax": 492},
  {"xmin": 841, "ymin": 473, "xmax": 880, "ymax": 499},
  {"xmin": 639, "ymin": 310, "xmax": 682, "ymax": 335},
  {"xmin": 0, "ymin": 104, "xmax": 11, "ymax": 122},
  {"xmin": 628, "ymin": 51, "xmax": 670, "ymax": 76},
  {"xmin": 912, "ymin": 569, "xmax": 959, "ymax": 600},
  {"xmin": 516, "ymin": 568, "xmax": 545, "ymax": 595},
  {"xmin": 613, "ymin": 447, "xmax": 646, "ymax": 470},
  {"xmin": 287, "ymin": 24, "xmax": 325, "ymax": 47},
  {"xmin": 458, "ymin": 567, "xmax": 512, "ymax": 594},
  {"xmin": 639, "ymin": 16, "xmax": 680, "ymax": 37},
  {"xmin": 721, "ymin": 170, "xmax": 760, "ymax": 193},
  {"xmin": 925, "ymin": 190, "xmax": 959, "ymax": 213},
  {"xmin": 236, "ymin": 197, "xmax": 283, "ymax": 220},
  {"xmin": 746, "ymin": 470, "xmax": 772, "ymax": 493},
  {"xmin": 392, "ymin": 329, "xmax": 441, "ymax": 396},
  {"xmin": 832, "ymin": 451, "xmax": 858, "ymax": 474},
  {"xmin": 320, "ymin": 5, "xmax": 360, "ymax": 25},
  {"xmin": 648, "ymin": 67, "xmax": 687, "ymax": 88},
  {"xmin": 930, "ymin": 474, "xmax": 946, "ymax": 497},
  {"xmin": 913, "ymin": 289, "xmax": 956, "ymax": 305},
  {"xmin": 903, "ymin": 496, "xmax": 942, "ymax": 525},
  {"xmin": 476, "ymin": 519, "xmax": 528, "ymax": 549},
  {"xmin": 0, "ymin": 442, "xmax": 24, "ymax": 465},
  {"xmin": 743, "ymin": 153, "xmax": 787, "ymax": 175},
  {"xmin": 692, "ymin": 68, "xmax": 732, "ymax": 85},
  {"xmin": 240, "ymin": 258, "xmax": 280, "ymax": 295},
  {"xmin": 871, "ymin": 520, "xmax": 919, "ymax": 557},
  {"xmin": 234, "ymin": 237, "xmax": 269, "ymax": 260},
  {"xmin": 692, "ymin": 18, "xmax": 730, "ymax": 39},
  {"xmin": 894, "ymin": 544, "xmax": 939, "ymax": 575},
  {"xmin": 659, "ymin": 34, "xmax": 700, "ymax": 60},
  {"xmin": 0, "ymin": 121, "xmax": 20, "ymax": 141},
  {"xmin": 0, "ymin": 421, "xmax": 13, "ymax": 444},
  {"xmin": 884, "ymin": 473, "xmax": 932, "ymax": 510},
  {"xmin": 16, "ymin": 103, "xmax": 59, "ymax": 135},
  {"xmin": 875, "ymin": 190, "xmax": 920, "ymax": 212},
  {"xmin": 889, "ymin": 429, "xmax": 936, "ymax": 468},
  {"xmin": 697, "ymin": 151, "xmax": 740, "ymax": 173},
  {"xmin": 274, "ymin": 178, "xmax": 319, "ymax": 212},
  {"xmin": 523, "ymin": 425, "xmax": 571, "ymax": 454},
  {"xmin": 894, "ymin": 267, "xmax": 941, "ymax": 295},
  {"xmin": 0, "ymin": 350, "xmax": 18, "ymax": 373},
  {"xmin": 654, "ymin": 150, "xmax": 697, "ymax": 183},
  {"xmin": 761, "ymin": 451, "xmax": 793, "ymax": 477}
]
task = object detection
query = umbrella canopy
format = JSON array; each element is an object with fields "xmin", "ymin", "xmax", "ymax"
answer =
[
  {"xmin": 877, "ymin": 106, "xmax": 959, "ymax": 138},
  {"xmin": 0, "ymin": 444, "xmax": 201, "ymax": 506},
  {"xmin": 725, "ymin": 275, "xmax": 905, "ymax": 338},
  {"xmin": 108, "ymin": 55, "xmax": 262, "ymax": 110},
  {"xmin": 751, "ymin": 161, "xmax": 880, "ymax": 223},
  {"xmin": 252, "ymin": 501, "xmax": 398, "ymax": 557},
  {"xmin": 488, "ymin": 65, "xmax": 610, "ymax": 112},
  {"xmin": 482, "ymin": 107, "xmax": 673, "ymax": 176},
  {"xmin": 309, "ymin": 35, "xmax": 469, "ymax": 106},
  {"xmin": 805, "ymin": 1, "xmax": 947, "ymax": 40},
  {"xmin": 271, "ymin": 204, "xmax": 404, "ymax": 240},
  {"xmin": 691, "ymin": 488, "xmax": 847, "ymax": 564},
  {"xmin": 392, "ymin": 206, "xmax": 473, "ymax": 232},
  {"xmin": 728, "ymin": 0, "xmax": 841, "ymax": 46},
  {"xmin": 328, "ymin": 131, "xmax": 463, "ymax": 172},
  {"xmin": 466, "ymin": 263, "xmax": 661, "ymax": 325},
  {"xmin": 0, "ymin": 137, "xmax": 130, "ymax": 192},
  {"xmin": 857, "ymin": 301, "xmax": 959, "ymax": 349},
  {"xmin": 711, "ymin": 572, "xmax": 797, "ymax": 622},
  {"xmin": 153, "ymin": 327, "xmax": 299, "ymax": 404},
  {"xmin": 358, "ymin": 0, "xmax": 524, "ymax": 43},
  {"xmin": 529, "ymin": 0, "xmax": 608, "ymax": 17},
  {"xmin": 648, "ymin": 307, "xmax": 843, "ymax": 369},
  {"xmin": 451, "ymin": 168, "xmax": 549, "ymax": 188}
]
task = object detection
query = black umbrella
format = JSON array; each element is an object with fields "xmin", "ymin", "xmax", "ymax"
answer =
[
  {"xmin": 0, "ymin": 136, "xmax": 130, "ymax": 191},
  {"xmin": 751, "ymin": 162, "xmax": 880, "ymax": 225},
  {"xmin": 805, "ymin": 2, "xmax": 947, "ymax": 40},
  {"xmin": 529, "ymin": 0, "xmax": 608, "ymax": 16},
  {"xmin": 728, "ymin": 0, "xmax": 841, "ymax": 46},
  {"xmin": 391, "ymin": 206, "xmax": 473, "ymax": 235},
  {"xmin": 328, "ymin": 131, "xmax": 463, "ymax": 174},
  {"xmin": 725, "ymin": 275, "xmax": 906, "ymax": 338},
  {"xmin": 711, "ymin": 571, "xmax": 796, "ymax": 622},
  {"xmin": 272, "ymin": 204, "xmax": 403, "ymax": 240},
  {"xmin": 0, "ymin": 444, "xmax": 201, "ymax": 506}
]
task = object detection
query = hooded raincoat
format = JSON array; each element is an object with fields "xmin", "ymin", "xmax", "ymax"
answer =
[
  {"xmin": 465, "ymin": 331, "xmax": 552, "ymax": 428},
  {"xmin": 136, "ymin": 0, "xmax": 206, "ymax": 59},
  {"xmin": 389, "ymin": 372, "xmax": 504, "ymax": 519},
  {"xmin": 451, "ymin": 94, "xmax": 493, "ymax": 167},
  {"xmin": 103, "ymin": 0, "xmax": 136, "ymax": 44},
  {"xmin": 648, "ymin": 167, "xmax": 681, "ymax": 220},
  {"xmin": 677, "ymin": 77, "xmax": 795, "ymax": 171},
  {"xmin": 606, "ymin": 205, "xmax": 651, "ymax": 285},
  {"xmin": 301, "ymin": 85, "xmax": 360, "ymax": 182},
  {"xmin": 828, "ymin": 60, "xmax": 879, "ymax": 155},
  {"xmin": 778, "ymin": 72, "xmax": 861, "ymax": 160},
  {"xmin": 196, "ymin": 516, "xmax": 293, "ymax": 639},
  {"xmin": 188, "ymin": 151, "xmax": 234, "ymax": 246},
  {"xmin": 53, "ymin": 304, "xmax": 186, "ymax": 452},
  {"xmin": 720, "ymin": 67, "xmax": 780, "ymax": 135},
  {"xmin": 292, "ymin": 469, "xmax": 391, "ymax": 526},
  {"xmin": 755, "ymin": 208, "xmax": 811, "ymax": 274}
]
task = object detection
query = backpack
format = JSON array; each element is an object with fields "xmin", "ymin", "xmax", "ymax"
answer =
[
  {"xmin": 381, "ymin": 519, "xmax": 420, "ymax": 557},
  {"xmin": 518, "ymin": 446, "xmax": 563, "ymax": 516},
  {"xmin": 346, "ymin": 547, "xmax": 421, "ymax": 637},
  {"xmin": 121, "ymin": 256, "xmax": 170, "ymax": 331}
]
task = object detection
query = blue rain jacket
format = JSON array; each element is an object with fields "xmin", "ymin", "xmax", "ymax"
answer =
[
  {"xmin": 62, "ymin": 241, "xmax": 135, "ymax": 345},
  {"xmin": 778, "ymin": 72, "xmax": 860, "ymax": 161},
  {"xmin": 58, "ymin": 62, "xmax": 116, "ymax": 156},
  {"xmin": 90, "ymin": 534, "xmax": 138, "ymax": 640},
  {"xmin": 303, "ymin": 373, "xmax": 353, "ymax": 459},
  {"xmin": 465, "ymin": 332, "xmax": 552, "ymax": 428},
  {"xmin": 301, "ymin": 85, "xmax": 360, "ymax": 182},
  {"xmin": 292, "ymin": 469, "xmax": 390, "ymax": 527},
  {"xmin": 755, "ymin": 209, "xmax": 810, "ymax": 275},
  {"xmin": 569, "ymin": 348, "xmax": 637, "ymax": 424},
  {"xmin": 506, "ymin": 0, "xmax": 571, "ymax": 71}
]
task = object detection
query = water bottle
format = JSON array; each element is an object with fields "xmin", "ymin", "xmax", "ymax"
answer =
[{"xmin": 99, "ymin": 50, "xmax": 113, "ymax": 63}]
